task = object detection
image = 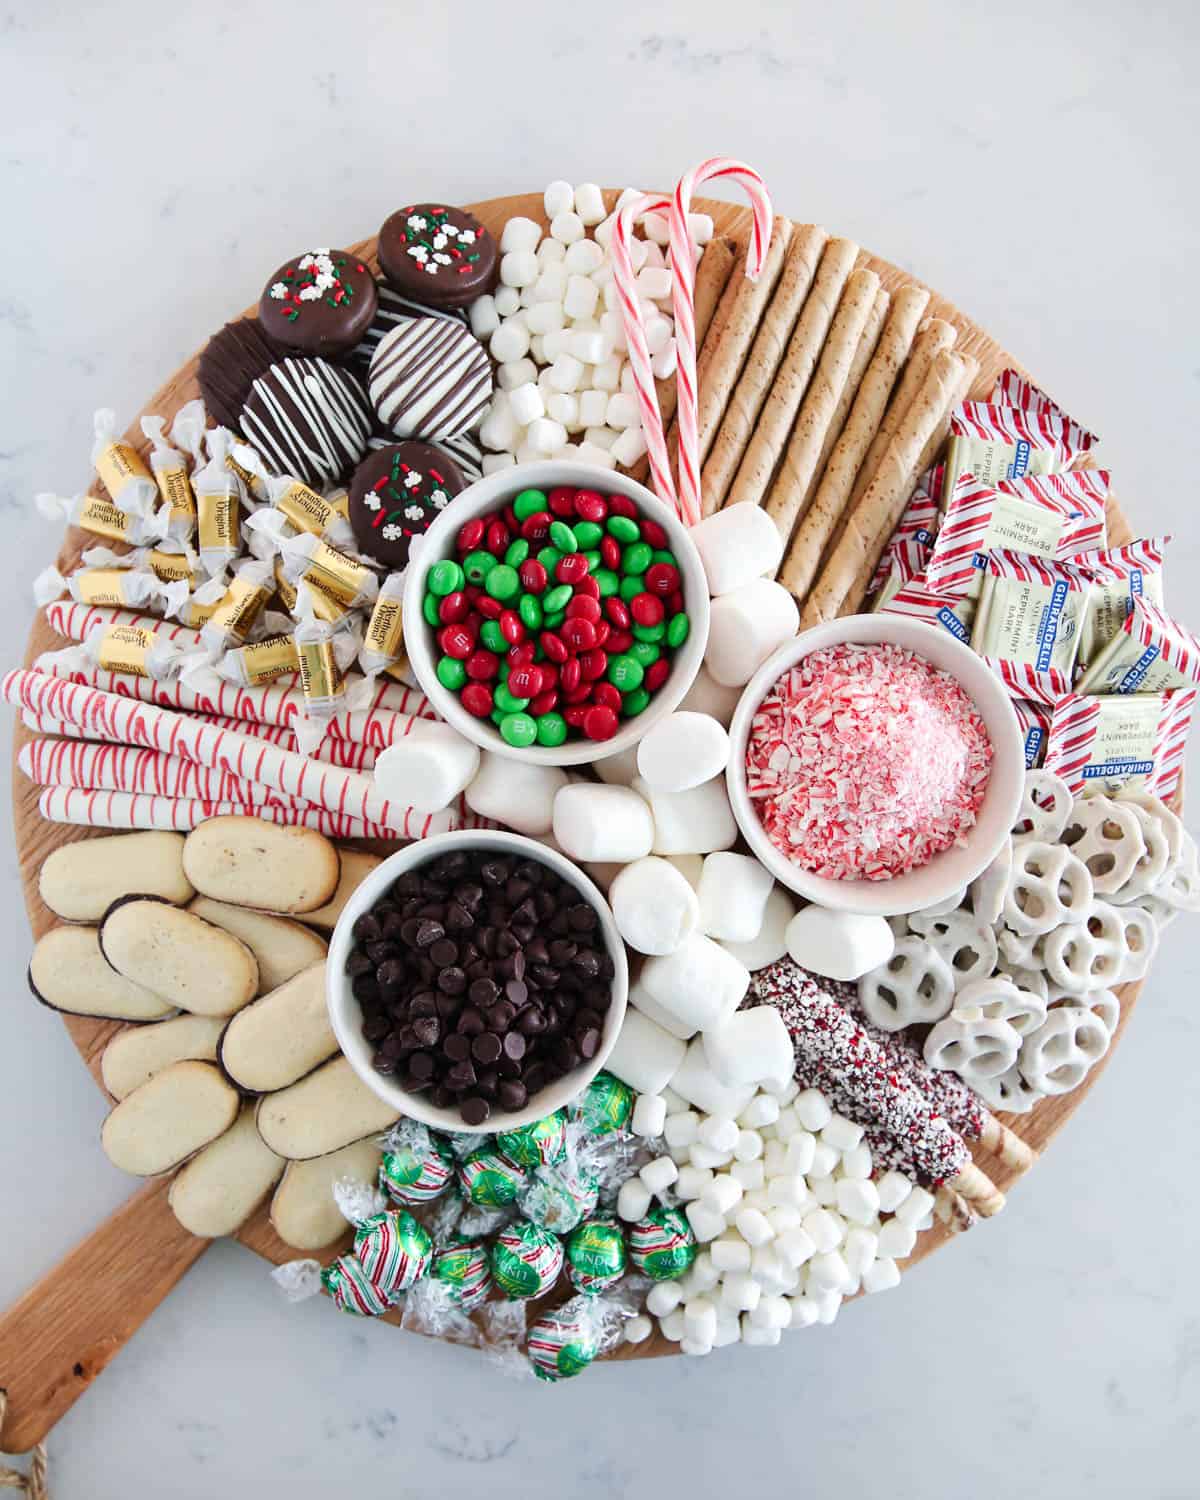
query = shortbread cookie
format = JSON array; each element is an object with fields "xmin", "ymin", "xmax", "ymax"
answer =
[
  {"xmin": 39, "ymin": 830, "xmax": 193, "ymax": 922},
  {"xmin": 255, "ymin": 1057, "xmax": 400, "ymax": 1160},
  {"xmin": 182, "ymin": 817, "xmax": 339, "ymax": 914},
  {"xmin": 168, "ymin": 1107, "xmax": 286, "ymax": 1238},
  {"xmin": 188, "ymin": 897, "xmax": 327, "ymax": 994},
  {"xmin": 101, "ymin": 1013, "xmax": 226, "ymax": 1100},
  {"xmin": 270, "ymin": 1138, "xmax": 384, "ymax": 1250},
  {"xmin": 100, "ymin": 898, "xmax": 259, "ymax": 1017},
  {"xmin": 29, "ymin": 925, "xmax": 175, "ymax": 1022},
  {"xmin": 218, "ymin": 963, "xmax": 337, "ymax": 1093},
  {"xmin": 101, "ymin": 1060, "xmax": 239, "ymax": 1176}
]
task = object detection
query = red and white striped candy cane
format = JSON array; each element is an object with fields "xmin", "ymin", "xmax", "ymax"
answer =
[
  {"xmin": 609, "ymin": 190, "xmax": 678, "ymax": 512},
  {"xmin": 669, "ymin": 157, "xmax": 774, "ymax": 526}
]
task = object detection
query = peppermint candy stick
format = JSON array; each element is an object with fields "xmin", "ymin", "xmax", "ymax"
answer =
[
  {"xmin": 5, "ymin": 669, "xmax": 419, "ymax": 834},
  {"xmin": 750, "ymin": 958, "xmax": 1005, "ymax": 1214},
  {"xmin": 35, "ymin": 786, "xmax": 472, "ymax": 840},
  {"xmin": 46, "ymin": 599, "xmax": 205, "ymax": 650}
]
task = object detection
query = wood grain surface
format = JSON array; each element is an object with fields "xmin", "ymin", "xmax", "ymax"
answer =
[{"xmin": 1, "ymin": 193, "xmax": 1158, "ymax": 1443}]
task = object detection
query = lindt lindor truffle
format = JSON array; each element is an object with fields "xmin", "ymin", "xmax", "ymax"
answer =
[
  {"xmin": 377, "ymin": 203, "xmax": 498, "ymax": 310},
  {"xmin": 259, "ymin": 249, "xmax": 378, "ymax": 357}
]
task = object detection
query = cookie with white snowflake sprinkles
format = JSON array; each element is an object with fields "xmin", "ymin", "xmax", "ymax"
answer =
[
  {"xmin": 377, "ymin": 203, "xmax": 497, "ymax": 310},
  {"xmin": 368, "ymin": 316, "xmax": 492, "ymax": 441},
  {"xmin": 239, "ymin": 356, "xmax": 372, "ymax": 488},
  {"xmin": 258, "ymin": 248, "xmax": 378, "ymax": 357},
  {"xmin": 348, "ymin": 441, "xmax": 466, "ymax": 569}
]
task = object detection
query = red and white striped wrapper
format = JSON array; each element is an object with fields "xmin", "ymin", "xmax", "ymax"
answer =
[
  {"xmin": 1043, "ymin": 688, "xmax": 1195, "ymax": 801},
  {"xmin": 991, "ymin": 368, "xmax": 1100, "ymax": 450},
  {"xmin": 20, "ymin": 737, "xmax": 314, "ymax": 809},
  {"xmin": 34, "ymin": 786, "xmax": 476, "ymax": 841},
  {"xmin": 669, "ymin": 157, "xmax": 773, "ymax": 526},
  {"xmin": 1127, "ymin": 597, "xmax": 1200, "ymax": 681},
  {"xmin": 880, "ymin": 575, "xmax": 976, "ymax": 642},
  {"xmin": 1012, "ymin": 698, "xmax": 1052, "ymax": 768},
  {"xmin": 45, "ymin": 599, "xmax": 204, "ymax": 651},
  {"xmin": 972, "ymin": 549, "xmax": 1089, "ymax": 703},
  {"xmin": 926, "ymin": 470, "xmax": 1110, "ymax": 596},
  {"xmin": 869, "ymin": 480, "xmax": 940, "ymax": 595},
  {"xmin": 4, "ymin": 669, "xmax": 434, "ymax": 835},
  {"xmin": 950, "ymin": 399, "xmax": 1096, "ymax": 469},
  {"xmin": 978, "ymin": 654, "xmax": 1074, "ymax": 708}
]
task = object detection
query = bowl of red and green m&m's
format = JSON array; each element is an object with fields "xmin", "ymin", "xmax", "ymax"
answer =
[{"xmin": 403, "ymin": 461, "xmax": 710, "ymax": 766}]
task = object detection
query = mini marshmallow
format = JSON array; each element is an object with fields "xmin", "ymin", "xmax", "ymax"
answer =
[
  {"xmin": 564, "ymin": 238, "xmax": 604, "ymax": 275},
  {"xmin": 809, "ymin": 1141, "xmax": 839, "ymax": 1179},
  {"xmin": 802, "ymin": 1208, "xmax": 842, "ymax": 1255},
  {"xmin": 787, "ymin": 1294, "xmax": 819, "ymax": 1329},
  {"xmin": 640, "ymin": 1155, "xmax": 679, "ymax": 1197},
  {"xmin": 550, "ymin": 210, "xmax": 584, "ymax": 245},
  {"xmin": 533, "ymin": 265, "xmax": 568, "ymax": 305},
  {"xmin": 640, "ymin": 935, "xmax": 750, "ymax": 1033},
  {"xmin": 836, "ymin": 1178, "xmax": 881, "ymax": 1226},
  {"xmin": 720, "ymin": 1271, "xmax": 761, "ymax": 1312},
  {"xmin": 500, "ymin": 250, "xmax": 538, "ymax": 289},
  {"xmin": 730, "ymin": 1159, "xmax": 765, "ymax": 1191},
  {"xmin": 697, "ymin": 1115, "xmax": 740, "ymax": 1153},
  {"xmin": 840, "ymin": 1144, "xmax": 873, "ymax": 1181},
  {"xmin": 773, "ymin": 1106, "xmax": 802, "ymax": 1142},
  {"xmin": 765, "ymin": 1175, "xmax": 809, "ymax": 1211},
  {"xmin": 684, "ymin": 1201, "xmax": 727, "ymax": 1243},
  {"xmin": 763, "ymin": 1141, "xmax": 788, "ymax": 1178},
  {"xmin": 719, "ymin": 885, "xmax": 796, "ymax": 973},
  {"xmin": 680, "ymin": 1338, "xmax": 714, "ymax": 1357},
  {"xmin": 651, "ymin": 339, "xmax": 678, "ymax": 381},
  {"xmin": 702, "ymin": 1007, "xmax": 794, "ymax": 1089},
  {"xmin": 776, "ymin": 1226, "xmax": 817, "ymax": 1269},
  {"xmin": 506, "ymin": 381, "xmax": 546, "ymax": 428},
  {"xmin": 373, "ymin": 723, "xmax": 479, "ymax": 814},
  {"xmin": 547, "ymin": 353, "xmax": 585, "ymax": 394},
  {"xmin": 876, "ymin": 1218, "xmax": 918, "ymax": 1261},
  {"xmin": 606, "ymin": 1008, "xmax": 686, "ymax": 1097},
  {"xmin": 610, "ymin": 857, "xmax": 700, "ymax": 956},
  {"xmin": 496, "ymin": 357, "xmax": 537, "ymax": 391},
  {"xmin": 663, "ymin": 1111, "xmax": 699, "ymax": 1147},
  {"xmin": 569, "ymin": 331, "xmax": 606, "ymax": 365},
  {"xmin": 674, "ymin": 1164, "xmax": 714, "ymax": 1201},
  {"xmin": 574, "ymin": 442, "xmax": 616, "ymax": 470},
  {"xmin": 545, "ymin": 392, "xmax": 579, "ymax": 429},
  {"xmin": 733, "ymin": 1206, "xmax": 774, "ymax": 1247},
  {"xmin": 785, "ymin": 1132, "xmax": 816, "ymax": 1176},
  {"xmin": 862, "ymin": 1258, "xmax": 901, "ymax": 1294},
  {"xmin": 501, "ymin": 216, "xmax": 542, "ymax": 254},
  {"xmin": 740, "ymin": 1322, "xmax": 782, "ymax": 1347},
  {"xmin": 563, "ymin": 275, "xmax": 599, "ymax": 322},
  {"xmin": 636, "ymin": 712, "xmax": 731, "ymax": 794},
  {"xmin": 749, "ymin": 1294, "xmax": 792, "ymax": 1332},
  {"xmin": 683, "ymin": 1296, "xmax": 718, "ymax": 1346},
  {"xmin": 573, "ymin": 182, "xmax": 606, "ymax": 225},
  {"xmin": 808, "ymin": 1174, "xmax": 837, "ymax": 1207},
  {"xmin": 617, "ymin": 1177, "xmax": 652, "ymax": 1222},
  {"xmin": 659, "ymin": 1309, "xmax": 686, "ymax": 1341},
  {"xmin": 690, "ymin": 504, "xmax": 785, "ymax": 597},
  {"xmin": 794, "ymin": 1089, "xmax": 833, "ymax": 1133},
  {"xmin": 821, "ymin": 1114, "xmax": 865, "ymax": 1154},
  {"xmin": 701, "ymin": 1174, "xmax": 744, "ymax": 1217},
  {"xmin": 542, "ymin": 182, "xmax": 574, "ymax": 219},
  {"xmin": 785, "ymin": 906, "xmax": 895, "ymax": 983},
  {"xmin": 489, "ymin": 321, "xmax": 530, "ymax": 365},
  {"xmin": 688, "ymin": 1251, "xmax": 721, "ymax": 1293},
  {"xmin": 493, "ymin": 285, "xmax": 521, "ymax": 317},
  {"xmin": 807, "ymin": 1250, "xmax": 851, "ymax": 1293},
  {"xmin": 669, "ymin": 1039, "xmax": 756, "ymax": 1119},
  {"xmin": 591, "ymin": 355, "xmax": 623, "ymax": 392},
  {"xmin": 711, "ymin": 1236, "xmax": 752, "ymax": 1273},
  {"xmin": 464, "ymin": 752, "xmax": 567, "ymax": 837},
  {"xmin": 688, "ymin": 1143, "xmax": 733, "ymax": 1170},
  {"xmin": 705, "ymin": 579, "xmax": 800, "ymax": 687},
  {"xmin": 537, "ymin": 236, "xmax": 566, "ymax": 264},
  {"xmin": 733, "ymin": 1129, "xmax": 764, "ymax": 1163},
  {"xmin": 698, "ymin": 852, "xmax": 774, "ymax": 944},
  {"xmin": 605, "ymin": 392, "xmax": 639, "ymax": 429},
  {"xmin": 623, "ymin": 1313, "xmax": 653, "ymax": 1345},
  {"xmin": 525, "ymin": 300, "xmax": 566, "ymax": 337},
  {"xmin": 646, "ymin": 1280, "xmax": 683, "ymax": 1317},
  {"xmin": 741, "ymin": 1188, "xmax": 771, "ymax": 1213},
  {"xmin": 577, "ymin": 389, "xmax": 610, "ymax": 429},
  {"xmin": 843, "ymin": 1226, "xmax": 879, "ymax": 1278},
  {"xmin": 552, "ymin": 783, "xmax": 654, "ymax": 863},
  {"xmin": 469, "ymin": 295, "xmax": 500, "ymax": 340},
  {"xmin": 611, "ymin": 427, "xmax": 649, "ymax": 468},
  {"xmin": 527, "ymin": 417, "xmax": 567, "ymax": 455},
  {"xmin": 631, "ymin": 1093, "xmax": 667, "ymax": 1139},
  {"xmin": 638, "ymin": 776, "xmax": 738, "ymax": 857},
  {"xmin": 739, "ymin": 1094, "xmax": 781, "ymax": 1130},
  {"xmin": 895, "ymin": 1185, "xmax": 936, "ymax": 1226},
  {"xmin": 875, "ymin": 1170, "xmax": 914, "ymax": 1214},
  {"xmin": 645, "ymin": 316, "xmax": 674, "ymax": 356},
  {"xmin": 637, "ymin": 266, "xmax": 674, "ymax": 301}
]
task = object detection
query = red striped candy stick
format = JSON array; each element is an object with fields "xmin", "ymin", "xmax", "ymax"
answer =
[
  {"xmin": 669, "ymin": 157, "xmax": 774, "ymax": 526},
  {"xmin": 5, "ymin": 669, "xmax": 417, "ymax": 833},
  {"xmin": 45, "ymin": 599, "xmax": 205, "ymax": 649}
]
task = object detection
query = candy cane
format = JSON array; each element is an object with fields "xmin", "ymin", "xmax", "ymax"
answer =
[
  {"xmin": 609, "ymin": 190, "xmax": 678, "ymax": 512},
  {"xmin": 670, "ymin": 157, "xmax": 773, "ymax": 526},
  {"xmin": 4, "ymin": 669, "xmax": 436, "ymax": 836}
]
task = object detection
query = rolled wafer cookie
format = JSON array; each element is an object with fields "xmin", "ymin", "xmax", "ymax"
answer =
[
  {"xmin": 699, "ymin": 224, "xmax": 829, "ymax": 514},
  {"xmin": 947, "ymin": 1159, "xmax": 1005, "ymax": 1217},
  {"xmin": 779, "ymin": 284, "xmax": 931, "ymax": 601},
  {"xmin": 934, "ymin": 1186, "xmax": 978, "ymax": 1232},
  {"xmin": 761, "ymin": 266, "xmax": 882, "ymax": 545},
  {"xmin": 666, "ymin": 215, "xmax": 793, "ymax": 480},
  {"xmin": 846, "ymin": 316, "xmax": 958, "ymax": 511},
  {"xmin": 723, "ymin": 237, "xmax": 859, "ymax": 510},
  {"xmin": 801, "ymin": 347, "xmax": 975, "ymax": 626},
  {"xmin": 803, "ymin": 284, "xmax": 891, "ymax": 514},
  {"xmin": 978, "ymin": 1114, "xmax": 1037, "ymax": 1175},
  {"xmin": 624, "ymin": 237, "xmax": 737, "ymax": 484},
  {"xmin": 834, "ymin": 347, "xmax": 980, "ymax": 616}
]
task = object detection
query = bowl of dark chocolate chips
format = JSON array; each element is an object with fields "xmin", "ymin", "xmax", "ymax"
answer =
[{"xmin": 327, "ymin": 829, "xmax": 629, "ymax": 1132}]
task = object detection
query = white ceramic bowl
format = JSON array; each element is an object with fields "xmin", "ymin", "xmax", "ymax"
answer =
[
  {"xmin": 403, "ymin": 461, "xmax": 710, "ymax": 767},
  {"xmin": 726, "ymin": 615, "xmax": 1025, "ymax": 917},
  {"xmin": 326, "ymin": 828, "xmax": 629, "ymax": 1133}
]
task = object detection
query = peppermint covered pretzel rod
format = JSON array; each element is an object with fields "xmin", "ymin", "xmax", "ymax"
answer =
[
  {"xmin": 749, "ymin": 958, "xmax": 1005, "ymax": 1215},
  {"xmin": 5, "ymin": 669, "xmax": 420, "ymax": 834},
  {"xmin": 45, "ymin": 598, "xmax": 205, "ymax": 650},
  {"xmin": 35, "ymin": 786, "xmax": 479, "ymax": 841}
]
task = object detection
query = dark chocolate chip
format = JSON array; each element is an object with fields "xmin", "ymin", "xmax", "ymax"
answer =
[
  {"xmin": 461, "ymin": 1096, "xmax": 491, "ymax": 1126},
  {"xmin": 472, "ymin": 1031, "xmax": 503, "ymax": 1064}
]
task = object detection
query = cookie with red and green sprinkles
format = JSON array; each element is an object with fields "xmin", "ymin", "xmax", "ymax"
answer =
[
  {"xmin": 377, "ymin": 203, "xmax": 498, "ymax": 310},
  {"xmin": 348, "ymin": 441, "xmax": 467, "ymax": 570},
  {"xmin": 259, "ymin": 248, "xmax": 378, "ymax": 357}
]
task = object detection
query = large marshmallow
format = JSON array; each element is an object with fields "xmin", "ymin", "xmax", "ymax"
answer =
[
  {"xmin": 719, "ymin": 885, "xmax": 796, "ymax": 971},
  {"xmin": 705, "ymin": 579, "xmax": 799, "ymax": 687},
  {"xmin": 636, "ymin": 776, "xmax": 737, "ymax": 856},
  {"xmin": 678, "ymin": 665, "xmax": 743, "ymax": 728},
  {"xmin": 373, "ymin": 723, "xmax": 480, "ymax": 814},
  {"xmin": 629, "ymin": 980, "xmax": 698, "ymax": 1041},
  {"xmin": 669, "ymin": 1038, "xmax": 757, "ymax": 1118},
  {"xmin": 636, "ymin": 712, "xmax": 731, "ymax": 793},
  {"xmin": 606, "ymin": 1006, "xmax": 687, "ymax": 1095},
  {"xmin": 552, "ymin": 783, "xmax": 654, "ymax": 863},
  {"xmin": 640, "ymin": 934, "xmax": 750, "ymax": 1033},
  {"xmin": 609, "ymin": 857, "xmax": 700, "ymax": 955},
  {"xmin": 593, "ymin": 743, "xmax": 642, "ymax": 786},
  {"xmin": 702, "ymin": 1008, "xmax": 795, "ymax": 1089},
  {"xmin": 463, "ymin": 752, "xmax": 567, "ymax": 836},
  {"xmin": 690, "ymin": 504, "xmax": 785, "ymax": 597},
  {"xmin": 697, "ymin": 852, "xmax": 774, "ymax": 943},
  {"xmin": 785, "ymin": 906, "xmax": 895, "ymax": 982}
]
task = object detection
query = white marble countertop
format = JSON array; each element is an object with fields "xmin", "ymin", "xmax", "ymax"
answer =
[{"xmin": 2, "ymin": 2, "xmax": 1198, "ymax": 1495}]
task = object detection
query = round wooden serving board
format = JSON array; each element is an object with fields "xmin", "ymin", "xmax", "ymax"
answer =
[{"xmin": 9, "ymin": 192, "xmax": 1156, "ymax": 1384}]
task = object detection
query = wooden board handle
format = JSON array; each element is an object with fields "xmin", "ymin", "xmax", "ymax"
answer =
[{"xmin": 0, "ymin": 1178, "xmax": 209, "ymax": 1452}]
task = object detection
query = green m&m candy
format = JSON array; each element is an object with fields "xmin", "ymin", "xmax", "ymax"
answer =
[
  {"xmin": 527, "ymin": 1302, "xmax": 600, "ymax": 1382},
  {"xmin": 666, "ymin": 612, "xmax": 690, "ymax": 648},
  {"xmin": 436, "ymin": 655, "xmax": 467, "ymax": 691},
  {"xmin": 536, "ymin": 711, "xmax": 568, "ymax": 747},
  {"xmin": 493, "ymin": 681, "xmax": 529, "ymax": 713},
  {"xmin": 629, "ymin": 1205, "xmax": 696, "ymax": 1282},
  {"xmin": 379, "ymin": 1124, "xmax": 454, "ymax": 1205},
  {"xmin": 321, "ymin": 1252, "xmax": 394, "ymax": 1317},
  {"xmin": 485, "ymin": 563, "xmax": 520, "ymax": 601},
  {"xmin": 566, "ymin": 1215, "xmax": 627, "ymax": 1296},
  {"xmin": 428, "ymin": 558, "xmax": 464, "ymax": 596},
  {"xmin": 489, "ymin": 1220, "xmax": 565, "ymax": 1300},
  {"xmin": 352, "ymin": 1209, "xmax": 433, "ymax": 1297},
  {"xmin": 594, "ymin": 568, "xmax": 619, "ymax": 597},
  {"xmin": 607, "ymin": 654, "xmax": 643, "ymax": 692},
  {"xmin": 431, "ymin": 1235, "xmax": 492, "ymax": 1311},
  {"xmin": 497, "ymin": 1110, "xmax": 568, "ymax": 1170},
  {"xmin": 517, "ymin": 1159, "xmax": 600, "ymax": 1235},
  {"xmin": 606, "ymin": 514, "xmax": 640, "ymax": 544},
  {"xmin": 569, "ymin": 1070, "xmax": 633, "ymax": 1136},
  {"xmin": 480, "ymin": 618, "xmax": 506, "ymax": 652},
  {"xmin": 519, "ymin": 594, "xmax": 543, "ymax": 630},
  {"xmin": 619, "ymin": 574, "xmax": 644, "ymax": 602},
  {"xmin": 513, "ymin": 487, "xmax": 548, "ymax": 520},
  {"xmin": 422, "ymin": 592, "xmax": 442, "ymax": 627},
  {"xmin": 543, "ymin": 582, "xmax": 573, "ymax": 613},
  {"xmin": 621, "ymin": 687, "xmax": 651, "ymax": 718},
  {"xmin": 574, "ymin": 520, "xmax": 603, "ymax": 548},
  {"xmin": 622, "ymin": 541, "xmax": 653, "ymax": 575},
  {"xmin": 462, "ymin": 550, "xmax": 497, "ymax": 584},
  {"xmin": 457, "ymin": 1149, "xmax": 526, "ymax": 1207},
  {"xmin": 505, "ymin": 537, "xmax": 530, "ymax": 567},
  {"xmin": 500, "ymin": 712, "xmax": 537, "ymax": 748},
  {"xmin": 549, "ymin": 519, "xmax": 578, "ymax": 553}
]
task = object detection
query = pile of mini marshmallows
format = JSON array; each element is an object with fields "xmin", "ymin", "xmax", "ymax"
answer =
[
  {"xmin": 617, "ymin": 1083, "xmax": 937, "ymax": 1353},
  {"xmin": 471, "ymin": 181, "xmax": 712, "ymax": 473}
]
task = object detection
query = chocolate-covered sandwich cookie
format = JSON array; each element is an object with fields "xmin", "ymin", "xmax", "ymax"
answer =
[
  {"xmin": 377, "ymin": 204, "xmax": 497, "ymax": 310},
  {"xmin": 259, "ymin": 249, "xmax": 378, "ymax": 357},
  {"xmin": 348, "ymin": 441, "xmax": 466, "ymax": 570}
]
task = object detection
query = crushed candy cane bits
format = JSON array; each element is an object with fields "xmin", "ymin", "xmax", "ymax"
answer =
[{"xmin": 745, "ymin": 642, "xmax": 993, "ymax": 880}]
